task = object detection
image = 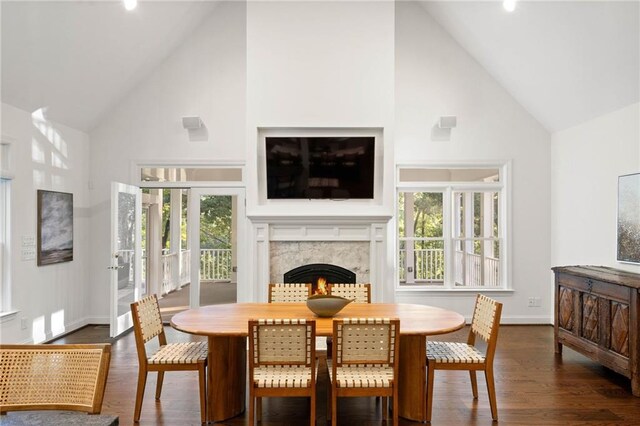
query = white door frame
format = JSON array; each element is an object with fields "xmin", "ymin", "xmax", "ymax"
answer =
[{"xmin": 188, "ymin": 187, "xmax": 247, "ymax": 309}]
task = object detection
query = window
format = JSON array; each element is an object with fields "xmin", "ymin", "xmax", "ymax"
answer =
[{"xmin": 397, "ymin": 165, "xmax": 508, "ymax": 289}]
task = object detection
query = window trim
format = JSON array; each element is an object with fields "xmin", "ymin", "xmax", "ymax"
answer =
[
  {"xmin": 0, "ymin": 177, "xmax": 12, "ymax": 316},
  {"xmin": 395, "ymin": 162, "xmax": 512, "ymax": 292}
]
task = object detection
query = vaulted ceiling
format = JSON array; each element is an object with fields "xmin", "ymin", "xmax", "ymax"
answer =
[
  {"xmin": 2, "ymin": 1, "xmax": 638, "ymax": 134},
  {"xmin": 1, "ymin": 1, "xmax": 219, "ymax": 132}
]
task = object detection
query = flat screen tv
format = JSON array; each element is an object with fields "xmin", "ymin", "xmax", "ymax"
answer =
[{"xmin": 265, "ymin": 136, "xmax": 375, "ymax": 199}]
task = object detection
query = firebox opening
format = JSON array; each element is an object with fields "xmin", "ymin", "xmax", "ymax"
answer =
[{"xmin": 284, "ymin": 263, "xmax": 356, "ymax": 294}]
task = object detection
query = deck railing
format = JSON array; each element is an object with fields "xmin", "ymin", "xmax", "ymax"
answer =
[
  {"xmin": 200, "ymin": 249, "xmax": 232, "ymax": 281},
  {"xmin": 138, "ymin": 248, "xmax": 234, "ymax": 296},
  {"xmin": 400, "ymin": 248, "xmax": 500, "ymax": 287}
]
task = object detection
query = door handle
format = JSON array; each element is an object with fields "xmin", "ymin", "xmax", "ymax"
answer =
[{"xmin": 107, "ymin": 265, "xmax": 125, "ymax": 270}]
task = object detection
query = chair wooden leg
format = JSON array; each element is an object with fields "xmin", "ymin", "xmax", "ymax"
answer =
[
  {"xmin": 249, "ymin": 392, "xmax": 255, "ymax": 426},
  {"xmin": 134, "ymin": 368, "xmax": 148, "ymax": 422},
  {"xmin": 331, "ymin": 386, "xmax": 338, "ymax": 425},
  {"xmin": 310, "ymin": 391, "xmax": 316, "ymax": 426},
  {"xmin": 392, "ymin": 389, "xmax": 398, "ymax": 426},
  {"xmin": 257, "ymin": 397, "xmax": 262, "ymax": 421},
  {"xmin": 485, "ymin": 367, "xmax": 498, "ymax": 421},
  {"xmin": 469, "ymin": 370, "xmax": 479, "ymax": 399},
  {"xmin": 198, "ymin": 364, "xmax": 207, "ymax": 424},
  {"xmin": 327, "ymin": 378, "xmax": 332, "ymax": 421},
  {"xmin": 155, "ymin": 371, "xmax": 164, "ymax": 400},
  {"xmin": 382, "ymin": 397, "xmax": 388, "ymax": 420},
  {"xmin": 426, "ymin": 362, "xmax": 435, "ymax": 423}
]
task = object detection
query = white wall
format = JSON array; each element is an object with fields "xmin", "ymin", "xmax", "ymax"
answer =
[
  {"xmin": 245, "ymin": 1, "xmax": 396, "ymax": 303},
  {"xmin": 551, "ymin": 102, "xmax": 640, "ymax": 275},
  {"xmin": 1, "ymin": 103, "xmax": 91, "ymax": 343},
  {"xmin": 245, "ymin": 0, "xmax": 396, "ymax": 216},
  {"xmin": 394, "ymin": 2, "xmax": 552, "ymax": 323},
  {"xmin": 88, "ymin": 1, "xmax": 246, "ymax": 319}
]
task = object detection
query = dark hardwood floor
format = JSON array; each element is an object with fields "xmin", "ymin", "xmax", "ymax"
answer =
[{"xmin": 50, "ymin": 325, "xmax": 640, "ymax": 425}]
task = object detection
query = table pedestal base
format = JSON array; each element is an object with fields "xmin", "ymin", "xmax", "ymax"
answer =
[
  {"xmin": 398, "ymin": 335, "xmax": 428, "ymax": 422},
  {"xmin": 207, "ymin": 336, "xmax": 246, "ymax": 422}
]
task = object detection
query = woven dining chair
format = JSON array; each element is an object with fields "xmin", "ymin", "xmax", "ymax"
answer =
[
  {"xmin": 0, "ymin": 343, "xmax": 111, "ymax": 415},
  {"xmin": 326, "ymin": 283, "xmax": 372, "ymax": 357},
  {"xmin": 327, "ymin": 283, "xmax": 371, "ymax": 303},
  {"xmin": 426, "ymin": 294, "xmax": 503, "ymax": 422},
  {"xmin": 328, "ymin": 318, "xmax": 400, "ymax": 425},
  {"xmin": 267, "ymin": 283, "xmax": 312, "ymax": 302},
  {"xmin": 130, "ymin": 294, "xmax": 208, "ymax": 424},
  {"xmin": 248, "ymin": 318, "xmax": 317, "ymax": 426}
]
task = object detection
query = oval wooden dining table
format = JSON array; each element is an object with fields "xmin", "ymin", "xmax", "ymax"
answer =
[{"xmin": 171, "ymin": 302, "xmax": 465, "ymax": 423}]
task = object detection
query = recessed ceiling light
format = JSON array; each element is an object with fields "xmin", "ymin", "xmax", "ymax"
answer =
[
  {"xmin": 123, "ymin": 0, "xmax": 137, "ymax": 11},
  {"xmin": 503, "ymin": 0, "xmax": 517, "ymax": 12}
]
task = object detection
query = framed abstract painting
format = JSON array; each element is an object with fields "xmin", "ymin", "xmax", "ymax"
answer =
[
  {"xmin": 617, "ymin": 173, "xmax": 640, "ymax": 264},
  {"xmin": 37, "ymin": 190, "xmax": 74, "ymax": 266}
]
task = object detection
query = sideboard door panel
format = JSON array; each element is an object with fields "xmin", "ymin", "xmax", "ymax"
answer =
[
  {"xmin": 581, "ymin": 293, "xmax": 599, "ymax": 343},
  {"xmin": 558, "ymin": 286, "xmax": 575, "ymax": 331},
  {"xmin": 611, "ymin": 301, "xmax": 630, "ymax": 357}
]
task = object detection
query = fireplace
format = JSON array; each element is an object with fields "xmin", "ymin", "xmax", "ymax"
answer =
[{"xmin": 284, "ymin": 263, "xmax": 356, "ymax": 293}]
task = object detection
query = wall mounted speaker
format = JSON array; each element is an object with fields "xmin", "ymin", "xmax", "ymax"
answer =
[
  {"xmin": 438, "ymin": 116, "xmax": 457, "ymax": 129},
  {"xmin": 182, "ymin": 116, "xmax": 203, "ymax": 130}
]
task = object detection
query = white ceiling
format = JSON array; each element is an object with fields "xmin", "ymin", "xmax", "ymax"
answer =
[
  {"xmin": 2, "ymin": 1, "xmax": 638, "ymax": 134},
  {"xmin": 1, "ymin": 1, "xmax": 219, "ymax": 132},
  {"xmin": 421, "ymin": 0, "xmax": 640, "ymax": 132}
]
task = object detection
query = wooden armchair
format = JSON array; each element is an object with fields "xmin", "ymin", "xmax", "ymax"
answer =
[
  {"xmin": 268, "ymin": 283, "xmax": 312, "ymax": 302},
  {"xmin": 328, "ymin": 318, "xmax": 400, "ymax": 425},
  {"xmin": 248, "ymin": 318, "xmax": 317, "ymax": 425},
  {"xmin": 426, "ymin": 294, "xmax": 503, "ymax": 421},
  {"xmin": 0, "ymin": 343, "xmax": 111, "ymax": 415},
  {"xmin": 131, "ymin": 294, "xmax": 208, "ymax": 423}
]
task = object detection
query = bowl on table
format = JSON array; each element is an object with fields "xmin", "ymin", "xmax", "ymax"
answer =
[{"xmin": 306, "ymin": 294, "xmax": 353, "ymax": 317}]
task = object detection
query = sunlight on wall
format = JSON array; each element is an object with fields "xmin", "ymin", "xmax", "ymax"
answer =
[
  {"xmin": 51, "ymin": 309, "xmax": 65, "ymax": 336},
  {"xmin": 33, "ymin": 170, "xmax": 45, "ymax": 187},
  {"xmin": 31, "ymin": 107, "xmax": 69, "ymax": 171},
  {"xmin": 51, "ymin": 174, "xmax": 64, "ymax": 189},
  {"xmin": 32, "ymin": 315, "xmax": 46, "ymax": 343},
  {"xmin": 31, "ymin": 137, "xmax": 45, "ymax": 164}
]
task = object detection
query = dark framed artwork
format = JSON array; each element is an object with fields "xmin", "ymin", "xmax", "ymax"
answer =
[
  {"xmin": 37, "ymin": 190, "xmax": 73, "ymax": 266},
  {"xmin": 617, "ymin": 173, "xmax": 640, "ymax": 264}
]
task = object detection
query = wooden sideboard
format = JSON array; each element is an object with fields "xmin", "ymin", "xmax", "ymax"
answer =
[{"xmin": 553, "ymin": 265, "xmax": 640, "ymax": 396}]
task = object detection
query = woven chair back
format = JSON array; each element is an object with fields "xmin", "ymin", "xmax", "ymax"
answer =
[
  {"xmin": 334, "ymin": 318, "xmax": 399, "ymax": 366},
  {"xmin": 328, "ymin": 283, "xmax": 371, "ymax": 303},
  {"xmin": 0, "ymin": 344, "xmax": 111, "ymax": 414},
  {"xmin": 250, "ymin": 319, "xmax": 314, "ymax": 366},
  {"xmin": 471, "ymin": 294, "xmax": 502, "ymax": 343},
  {"xmin": 268, "ymin": 283, "xmax": 312, "ymax": 303},
  {"xmin": 132, "ymin": 294, "xmax": 164, "ymax": 344}
]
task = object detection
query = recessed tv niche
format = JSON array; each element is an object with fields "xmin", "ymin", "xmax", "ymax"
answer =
[{"xmin": 265, "ymin": 136, "xmax": 375, "ymax": 199}]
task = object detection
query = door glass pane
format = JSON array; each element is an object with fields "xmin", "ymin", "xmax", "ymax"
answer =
[
  {"xmin": 117, "ymin": 192, "xmax": 136, "ymax": 317},
  {"xmin": 199, "ymin": 195, "xmax": 237, "ymax": 306},
  {"xmin": 398, "ymin": 191, "xmax": 444, "ymax": 285}
]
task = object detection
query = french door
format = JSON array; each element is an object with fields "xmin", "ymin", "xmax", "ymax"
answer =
[
  {"xmin": 109, "ymin": 182, "xmax": 143, "ymax": 337},
  {"xmin": 188, "ymin": 187, "xmax": 246, "ymax": 308}
]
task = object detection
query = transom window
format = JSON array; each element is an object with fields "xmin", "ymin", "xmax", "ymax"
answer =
[{"xmin": 397, "ymin": 165, "xmax": 508, "ymax": 290}]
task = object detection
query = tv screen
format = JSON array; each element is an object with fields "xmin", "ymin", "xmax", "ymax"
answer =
[{"xmin": 265, "ymin": 136, "xmax": 375, "ymax": 199}]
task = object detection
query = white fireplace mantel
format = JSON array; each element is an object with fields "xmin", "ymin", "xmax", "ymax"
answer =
[{"xmin": 249, "ymin": 216, "xmax": 393, "ymax": 304}]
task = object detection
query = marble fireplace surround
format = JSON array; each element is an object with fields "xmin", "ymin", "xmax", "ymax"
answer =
[{"xmin": 251, "ymin": 220, "xmax": 389, "ymax": 303}]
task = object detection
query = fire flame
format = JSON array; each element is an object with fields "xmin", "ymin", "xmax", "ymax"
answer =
[{"xmin": 315, "ymin": 277, "xmax": 328, "ymax": 295}]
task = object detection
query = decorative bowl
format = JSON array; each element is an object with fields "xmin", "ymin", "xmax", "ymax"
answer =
[{"xmin": 306, "ymin": 294, "xmax": 353, "ymax": 317}]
